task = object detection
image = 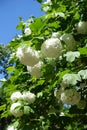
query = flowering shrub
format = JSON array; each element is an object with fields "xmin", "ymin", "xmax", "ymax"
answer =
[{"xmin": 1, "ymin": 0, "xmax": 87, "ymax": 129}]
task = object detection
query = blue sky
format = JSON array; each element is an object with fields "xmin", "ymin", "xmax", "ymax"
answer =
[{"xmin": 0, "ymin": 0, "xmax": 44, "ymax": 44}]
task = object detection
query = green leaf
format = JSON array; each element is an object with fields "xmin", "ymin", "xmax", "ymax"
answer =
[
  {"xmin": 37, "ymin": 79, "xmax": 45, "ymax": 86},
  {"xmin": 0, "ymin": 104, "xmax": 6, "ymax": 111},
  {"xmin": 37, "ymin": 92, "xmax": 43, "ymax": 98},
  {"xmin": 74, "ymin": 12, "xmax": 80, "ymax": 20},
  {"xmin": 78, "ymin": 47, "xmax": 87, "ymax": 55},
  {"xmin": 48, "ymin": 21, "xmax": 60, "ymax": 29},
  {"xmin": 16, "ymin": 21, "xmax": 25, "ymax": 30},
  {"xmin": 6, "ymin": 66, "xmax": 15, "ymax": 74},
  {"xmin": 24, "ymin": 106, "xmax": 34, "ymax": 115},
  {"xmin": 30, "ymin": 17, "xmax": 46, "ymax": 34},
  {"xmin": 1, "ymin": 109, "xmax": 11, "ymax": 118},
  {"xmin": 24, "ymin": 106, "xmax": 30, "ymax": 115},
  {"xmin": 13, "ymin": 120, "xmax": 19, "ymax": 128}
]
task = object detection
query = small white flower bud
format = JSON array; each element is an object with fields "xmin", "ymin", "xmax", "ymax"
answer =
[{"xmin": 24, "ymin": 28, "xmax": 31, "ymax": 36}]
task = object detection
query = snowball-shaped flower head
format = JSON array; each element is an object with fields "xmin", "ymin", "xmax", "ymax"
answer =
[
  {"xmin": 24, "ymin": 28, "xmax": 31, "ymax": 36},
  {"xmin": 10, "ymin": 102, "xmax": 23, "ymax": 117},
  {"xmin": 27, "ymin": 61, "xmax": 44, "ymax": 78},
  {"xmin": 41, "ymin": 38, "xmax": 63, "ymax": 58},
  {"xmin": 22, "ymin": 91, "xmax": 35, "ymax": 104},
  {"xmin": 78, "ymin": 69, "xmax": 87, "ymax": 80},
  {"xmin": 11, "ymin": 92, "xmax": 23, "ymax": 102},
  {"xmin": 16, "ymin": 45, "xmax": 40, "ymax": 66},
  {"xmin": 60, "ymin": 89, "xmax": 81, "ymax": 105},
  {"xmin": 7, "ymin": 125, "xmax": 17, "ymax": 130},
  {"xmin": 60, "ymin": 34, "xmax": 75, "ymax": 51},
  {"xmin": 77, "ymin": 21, "xmax": 87, "ymax": 34},
  {"xmin": 62, "ymin": 73, "xmax": 81, "ymax": 85},
  {"xmin": 64, "ymin": 51, "xmax": 80, "ymax": 62},
  {"xmin": 51, "ymin": 32, "xmax": 61, "ymax": 38}
]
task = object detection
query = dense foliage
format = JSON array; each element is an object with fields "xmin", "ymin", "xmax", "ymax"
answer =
[{"xmin": 0, "ymin": 0, "xmax": 87, "ymax": 129}]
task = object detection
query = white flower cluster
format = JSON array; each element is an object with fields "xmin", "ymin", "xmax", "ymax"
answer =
[
  {"xmin": 16, "ymin": 31, "xmax": 77, "ymax": 78},
  {"xmin": 60, "ymin": 34, "xmax": 75, "ymax": 51},
  {"xmin": 54, "ymin": 88, "xmax": 81, "ymax": 105},
  {"xmin": 61, "ymin": 70, "xmax": 87, "ymax": 89},
  {"xmin": 54, "ymin": 69, "xmax": 87, "ymax": 105},
  {"xmin": 64, "ymin": 51, "xmax": 80, "ymax": 62},
  {"xmin": 10, "ymin": 102, "xmax": 23, "ymax": 117},
  {"xmin": 27, "ymin": 61, "xmax": 44, "ymax": 78},
  {"xmin": 77, "ymin": 21, "xmax": 87, "ymax": 34},
  {"xmin": 41, "ymin": 38, "xmax": 63, "ymax": 58},
  {"xmin": 60, "ymin": 89, "xmax": 81, "ymax": 105},
  {"xmin": 42, "ymin": 0, "xmax": 52, "ymax": 12},
  {"xmin": 10, "ymin": 91, "xmax": 35, "ymax": 117},
  {"xmin": 24, "ymin": 28, "xmax": 32, "ymax": 36},
  {"xmin": 42, "ymin": 6, "xmax": 50, "ymax": 12},
  {"xmin": 16, "ymin": 45, "xmax": 40, "ymax": 66},
  {"xmin": 7, "ymin": 125, "xmax": 17, "ymax": 130},
  {"xmin": 62, "ymin": 73, "xmax": 81, "ymax": 85},
  {"xmin": 78, "ymin": 69, "xmax": 87, "ymax": 79},
  {"xmin": 11, "ymin": 92, "xmax": 23, "ymax": 102},
  {"xmin": 16, "ymin": 44, "xmax": 44, "ymax": 78},
  {"xmin": 22, "ymin": 91, "xmax": 35, "ymax": 104}
]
